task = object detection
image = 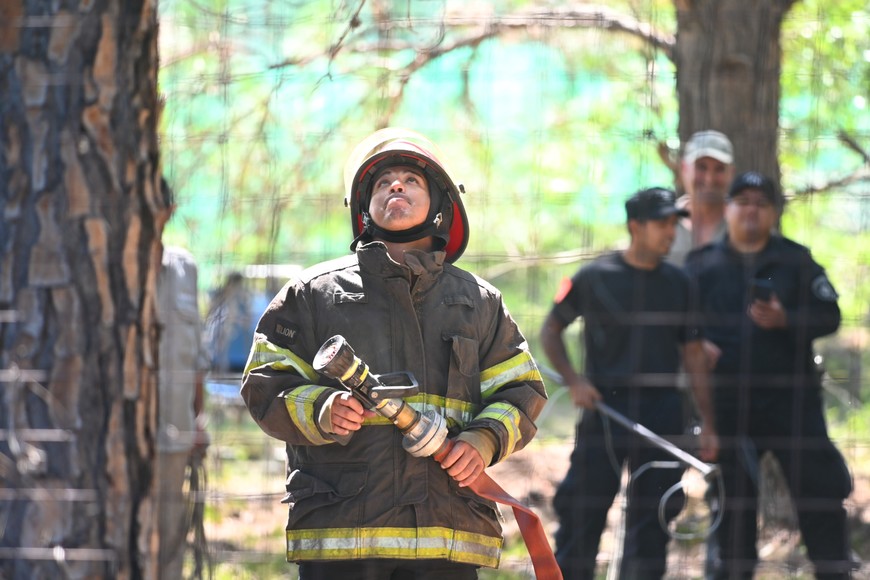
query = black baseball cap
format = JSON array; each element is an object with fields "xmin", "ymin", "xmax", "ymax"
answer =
[
  {"xmin": 727, "ymin": 171, "xmax": 778, "ymax": 205},
  {"xmin": 625, "ymin": 187, "xmax": 689, "ymax": 221}
]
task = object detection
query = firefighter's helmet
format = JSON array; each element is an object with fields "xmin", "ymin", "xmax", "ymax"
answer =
[{"xmin": 344, "ymin": 128, "xmax": 469, "ymax": 263}]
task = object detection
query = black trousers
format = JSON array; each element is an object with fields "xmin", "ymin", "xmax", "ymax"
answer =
[
  {"xmin": 298, "ymin": 559, "xmax": 478, "ymax": 580},
  {"xmin": 553, "ymin": 392, "xmax": 685, "ymax": 580},
  {"xmin": 710, "ymin": 388, "xmax": 852, "ymax": 580}
]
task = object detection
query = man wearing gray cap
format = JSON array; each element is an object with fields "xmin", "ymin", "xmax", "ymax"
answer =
[{"xmin": 667, "ymin": 130, "xmax": 735, "ymax": 266}]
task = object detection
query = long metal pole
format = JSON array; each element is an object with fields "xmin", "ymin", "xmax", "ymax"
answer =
[{"xmin": 595, "ymin": 401, "xmax": 718, "ymax": 479}]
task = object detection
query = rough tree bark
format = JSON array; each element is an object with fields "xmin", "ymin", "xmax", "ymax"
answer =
[
  {"xmin": 674, "ymin": 0, "xmax": 799, "ymax": 185},
  {"xmin": 0, "ymin": 1, "xmax": 165, "ymax": 578}
]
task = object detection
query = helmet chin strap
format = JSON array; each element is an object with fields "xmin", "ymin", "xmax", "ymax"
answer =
[
  {"xmin": 350, "ymin": 177, "xmax": 450, "ymax": 252},
  {"xmin": 356, "ymin": 211, "xmax": 445, "ymax": 247}
]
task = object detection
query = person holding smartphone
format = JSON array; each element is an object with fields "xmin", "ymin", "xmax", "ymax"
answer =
[{"xmin": 685, "ymin": 171, "xmax": 853, "ymax": 579}]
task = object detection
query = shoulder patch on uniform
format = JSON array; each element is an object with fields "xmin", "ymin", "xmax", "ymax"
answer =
[
  {"xmin": 554, "ymin": 277, "xmax": 573, "ymax": 304},
  {"xmin": 811, "ymin": 275, "xmax": 838, "ymax": 302},
  {"xmin": 272, "ymin": 317, "xmax": 300, "ymax": 347}
]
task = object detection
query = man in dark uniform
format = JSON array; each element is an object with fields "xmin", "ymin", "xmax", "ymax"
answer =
[
  {"xmin": 685, "ymin": 171, "xmax": 853, "ymax": 579},
  {"xmin": 541, "ymin": 187, "xmax": 718, "ymax": 579}
]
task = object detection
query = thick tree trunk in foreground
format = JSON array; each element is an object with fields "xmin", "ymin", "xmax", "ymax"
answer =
[
  {"xmin": 675, "ymin": 0, "xmax": 798, "ymax": 184},
  {"xmin": 1, "ymin": 1, "xmax": 166, "ymax": 578}
]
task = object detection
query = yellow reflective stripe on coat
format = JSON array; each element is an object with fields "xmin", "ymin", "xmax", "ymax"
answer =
[
  {"xmin": 475, "ymin": 402, "xmax": 522, "ymax": 456},
  {"xmin": 286, "ymin": 526, "xmax": 501, "ymax": 567},
  {"xmin": 479, "ymin": 350, "xmax": 542, "ymax": 399},
  {"xmin": 284, "ymin": 385, "xmax": 333, "ymax": 445},
  {"xmin": 243, "ymin": 336, "xmax": 318, "ymax": 381}
]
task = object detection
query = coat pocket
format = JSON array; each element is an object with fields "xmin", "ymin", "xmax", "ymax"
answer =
[
  {"xmin": 282, "ymin": 463, "xmax": 368, "ymax": 527},
  {"xmin": 443, "ymin": 334, "xmax": 480, "ymax": 409},
  {"xmin": 454, "ymin": 483, "xmax": 503, "ymax": 533}
]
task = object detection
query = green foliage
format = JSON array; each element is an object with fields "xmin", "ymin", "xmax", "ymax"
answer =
[
  {"xmin": 158, "ymin": 1, "xmax": 682, "ymax": 288},
  {"xmin": 211, "ymin": 558, "xmax": 295, "ymax": 580},
  {"xmin": 158, "ymin": 0, "xmax": 869, "ymax": 336},
  {"xmin": 779, "ymin": 0, "xmax": 870, "ymax": 228},
  {"xmin": 781, "ymin": 195, "xmax": 870, "ymax": 325},
  {"xmin": 830, "ymin": 396, "xmax": 870, "ymax": 441}
]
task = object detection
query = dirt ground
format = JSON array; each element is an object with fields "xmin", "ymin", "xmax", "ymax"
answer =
[
  {"xmin": 203, "ymin": 394, "xmax": 870, "ymax": 579},
  {"xmin": 489, "ymin": 439, "xmax": 870, "ymax": 579}
]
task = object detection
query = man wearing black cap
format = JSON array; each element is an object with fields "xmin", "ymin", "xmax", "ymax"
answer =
[
  {"xmin": 686, "ymin": 172, "xmax": 853, "ymax": 579},
  {"xmin": 541, "ymin": 187, "xmax": 718, "ymax": 579}
]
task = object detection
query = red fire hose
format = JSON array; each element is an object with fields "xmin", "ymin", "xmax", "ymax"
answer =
[
  {"xmin": 313, "ymin": 335, "xmax": 563, "ymax": 579},
  {"xmin": 434, "ymin": 440, "xmax": 563, "ymax": 580}
]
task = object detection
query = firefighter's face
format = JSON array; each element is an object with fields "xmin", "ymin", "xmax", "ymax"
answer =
[{"xmin": 368, "ymin": 165, "xmax": 431, "ymax": 232}]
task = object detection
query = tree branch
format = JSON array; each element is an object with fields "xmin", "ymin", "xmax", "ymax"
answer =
[
  {"xmin": 478, "ymin": 246, "xmax": 616, "ymax": 281},
  {"xmin": 838, "ymin": 129, "xmax": 870, "ymax": 165},
  {"xmin": 791, "ymin": 166, "xmax": 870, "ymax": 198},
  {"xmin": 268, "ymin": 4, "xmax": 675, "ymax": 71},
  {"xmin": 791, "ymin": 130, "xmax": 870, "ymax": 197}
]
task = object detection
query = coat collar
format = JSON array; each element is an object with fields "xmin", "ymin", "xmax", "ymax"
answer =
[{"xmin": 356, "ymin": 241, "xmax": 446, "ymax": 279}]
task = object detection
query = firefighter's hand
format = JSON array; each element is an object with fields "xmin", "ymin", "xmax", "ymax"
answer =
[
  {"xmin": 748, "ymin": 293, "xmax": 787, "ymax": 329},
  {"xmin": 568, "ymin": 377, "xmax": 602, "ymax": 410},
  {"xmin": 330, "ymin": 392, "xmax": 376, "ymax": 436},
  {"xmin": 440, "ymin": 440, "xmax": 485, "ymax": 488}
]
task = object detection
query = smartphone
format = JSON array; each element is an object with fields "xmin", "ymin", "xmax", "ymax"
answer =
[{"xmin": 749, "ymin": 278, "xmax": 774, "ymax": 302}]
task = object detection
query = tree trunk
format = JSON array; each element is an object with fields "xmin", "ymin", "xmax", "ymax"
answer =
[
  {"xmin": 674, "ymin": 0, "xmax": 798, "ymax": 186},
  {"xmin": 675, "ymin": 0, "xmax": 801, "ymax": 533},
  {"xmin": 1, "ymin": 1, "xmax": 166, "ymax": 578}
]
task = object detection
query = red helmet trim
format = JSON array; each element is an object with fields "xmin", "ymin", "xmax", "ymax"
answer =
[{"xmin": 350, "ymin": 148, "xmax": 468, "ymax": 262}]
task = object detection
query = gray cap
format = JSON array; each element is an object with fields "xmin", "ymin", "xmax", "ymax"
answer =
[{"xmin": 683, "ymin": 130, "xmax": 734, "ymax": 164}]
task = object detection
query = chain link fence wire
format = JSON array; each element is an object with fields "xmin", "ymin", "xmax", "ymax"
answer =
[
  {"xmin": 2, "ymin": 1, "xmax": 868, "ymax": 577},
  {"xmin": 163, "ymin": 1, "xmax": 870, "ymax": 577}
]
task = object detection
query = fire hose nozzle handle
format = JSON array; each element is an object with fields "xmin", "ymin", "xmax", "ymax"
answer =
[
  {"xmin": 313, "ymin": 335, "xmax": 447, "ymax": 457},
  {"xmin": 313, "ymin": 335, "xmax": 420, "ymax": 403}
]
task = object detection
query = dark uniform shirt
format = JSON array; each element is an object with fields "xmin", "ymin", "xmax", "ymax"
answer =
[
  {"xmin": 551, "ymin": 252, "xmax": 699, "ymax": 399},
  {"xmin": 685, "ymin": 234, "xmax": 840, "ymax": 396}
]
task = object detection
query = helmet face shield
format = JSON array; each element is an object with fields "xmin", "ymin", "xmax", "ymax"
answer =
[{"xmin": 345, "ymin": 129, "xmax": 469, "ymax": 263}]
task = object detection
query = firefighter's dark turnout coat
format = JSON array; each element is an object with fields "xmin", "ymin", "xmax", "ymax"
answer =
[{"xmin": 241, "ymin": 243, "xmax": 547, "ymax": 568}]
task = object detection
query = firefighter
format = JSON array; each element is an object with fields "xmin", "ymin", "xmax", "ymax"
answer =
[{"xmin": 241, "ymin": 128, "xmax": 547, "ymax": 580}]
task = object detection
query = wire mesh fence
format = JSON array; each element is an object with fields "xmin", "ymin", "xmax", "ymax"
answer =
[
  {"xmin": 154, "ymin": 2, "xmax": 868, "ymax": 577},
  {"xmin": 2, "ymin": 0, "xmax": 869, "ymax": 578}
]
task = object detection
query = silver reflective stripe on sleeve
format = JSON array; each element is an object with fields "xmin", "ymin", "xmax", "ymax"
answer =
[
  {"xmin": 284, "ymin": 385, "xmax": 333, "ymax": 445},
  {"xmin": 479, "ymin": 350, "xmax": 541, "ymax": 399}
]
